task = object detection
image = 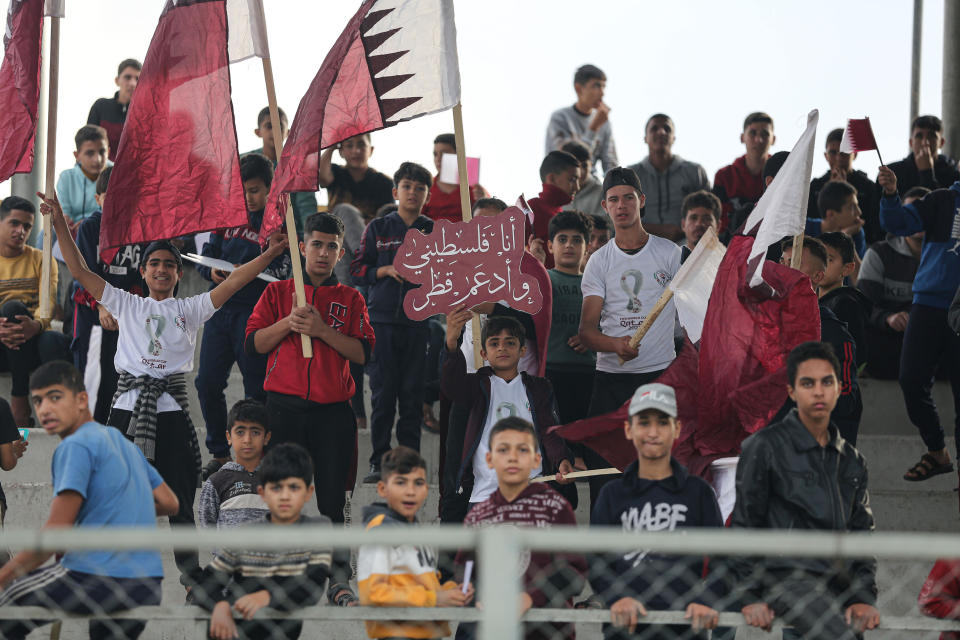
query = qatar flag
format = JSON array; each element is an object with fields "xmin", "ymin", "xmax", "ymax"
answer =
[
  {"xmin": 839, "ymin": 117, "xmax": 879, "ymax": 154},
  {"xmin": 101, "ymin": 0, "xmax": 248, "ymax": 260},
  {"xmin": 0, "ymin": 0, "xmax": 44, "ymax": 183},
  {"xmin": 263, "ymin": 0, "xmax": 461, "ymax": 240}
]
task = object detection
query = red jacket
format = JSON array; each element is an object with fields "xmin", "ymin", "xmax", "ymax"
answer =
[
  {"xmin": 245, "ymin": 275, "xmax": 375, "ymax": 404},
  {"xmin": 712, "ymin": 155, "xmax": 764, "ymax": 235},
  {"xmin": 421, "ymin": 177, "xmax": 478, "ymax": 224},
  {"xmin": 527, "ymin": 183, "xmax": 572, "ymax": 269},
  {"xmin": 919, "ymin": 559, "xmax": 960, "ymax": 640}
]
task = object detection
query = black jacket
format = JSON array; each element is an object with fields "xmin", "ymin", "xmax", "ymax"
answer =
[
  {"xmin": 730, "ymin": 410, "xmax": 877, "ymax": 608},
  {"xmin": 820, "ymin": 286, "xmax": 872, "ymax": 369},
  {"xmin": 885, "ymin": 152, "xmax": 960, "ymax": 197}
]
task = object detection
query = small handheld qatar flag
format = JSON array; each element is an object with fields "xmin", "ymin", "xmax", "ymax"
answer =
[{"xmin": 840, "ymin": 117, "xmax": 883, "ymax": 164}]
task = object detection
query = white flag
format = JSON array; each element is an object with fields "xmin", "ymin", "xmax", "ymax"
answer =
[
  {"xmin": 669, "ymin": 227, "xmax": 726, "ymax": 343},
  {"xmin": 227, "ymin": 0, "xmax": 268, "ymax": 63},
  {"xmin": 742, "ymin": 109, "xmax": 819, "ymax": 290}
]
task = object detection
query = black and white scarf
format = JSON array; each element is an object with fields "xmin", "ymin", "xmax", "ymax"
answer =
[{"xmin": 112, "ymin": 371, "xmax": 202, "ymax": 485}]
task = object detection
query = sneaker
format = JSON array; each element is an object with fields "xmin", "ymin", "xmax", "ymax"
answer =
[
  {"xmin": 362, "ymin": 465, "xmax": 381, "ymax": 484},
  {"xmin": 202, "ymin": 458, "xmax": 226, "ymax": 481}
]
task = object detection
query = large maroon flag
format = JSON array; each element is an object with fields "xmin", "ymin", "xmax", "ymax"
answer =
[
  {"xmin": 100, "ymin": 0, "xmax": 246, "ymax": 260},
  {"xmin": 0, "ymin": 0, "xmax": 43, "ymax": 182},
  {"xmin": 551, "ymin": 235, "xmax": 820, "ymax": 476},
  {"xmin": 262, "ymin": 0, "xmax": 461, "ymax": 241}
]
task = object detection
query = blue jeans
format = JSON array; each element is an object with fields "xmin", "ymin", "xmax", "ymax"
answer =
[{"xmin": 195, "ymin": 304, "xmax": 267, "ymax": 458}]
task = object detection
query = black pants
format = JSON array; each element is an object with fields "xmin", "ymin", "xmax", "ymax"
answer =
[
  {"xmin": 768, "ymin": 576, "xmax": 862, "ymax": 640},
  {"xmin": 265, "ymin": 393, "xmax": 356, "ymax": 523},
  {"xmin": 584, "ymin": 369, "xmax": 664, "ymax": 506},
  {"xmin": 71, "ymin": 305, "xmax": 120, "ymax": 424},
  {"xmin": 898, "ymin": 304, "xmax": 960, "ymax": 455},
  {"xmin": 212, "ymin": 619, "xmax": 303, "ymax": 640},
  {"xmin": 0, "ymin": 300, "xmax": 71, "ymax": 397},
  {"xmin": 0, "ymin": 564, "xmax": 161, "ymax": 639},
  {"xmin": 107, "ymin": 408, "xmax": 201, "ymax": 585},
  {"xmin": 367, "ymin": 322, "xmax": 429, "ymax": 467}
]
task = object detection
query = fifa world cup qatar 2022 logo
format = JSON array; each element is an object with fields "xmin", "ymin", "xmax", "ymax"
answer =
[
  {"xmin": 144, "ymin": 315, "xmax": 166, "ymax": 356},
  {"xmin": 620, "ymin": 270, "xmax": 643, "ymax": 313}
]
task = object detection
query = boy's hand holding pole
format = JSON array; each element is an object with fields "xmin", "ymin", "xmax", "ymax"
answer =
[{"xmin": 877, "ymin": 165, "xmax": 898, "ymax": 196}]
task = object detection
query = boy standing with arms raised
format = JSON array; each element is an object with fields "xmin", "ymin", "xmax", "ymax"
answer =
[
  {"xmin": 358, "ymin": 446, "xmax": 474, "ymax": 640},
  {"xmin": 590, "ymin": 383, "xmax": 722, "ymax": 640},
  {"xmin": 351, "ymin": 162, "xmax": 435, "ymax": 482},
  {"xmin": 39, "ymin": 191, "xmax": 288, "ymax": 589}
]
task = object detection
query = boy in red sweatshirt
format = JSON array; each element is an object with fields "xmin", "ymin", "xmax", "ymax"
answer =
[
  {"xmin": 713, "ymin": 112, "xmax": 775, "ymax": 236},
  {"xmin": 528, "ymin": 151, "xmax": 581, "ymax": 269}
]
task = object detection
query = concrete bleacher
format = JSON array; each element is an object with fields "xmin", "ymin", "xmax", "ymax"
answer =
[{"xmin": 0, "ymin": 271, "xmax": 955, "ymax": 637}]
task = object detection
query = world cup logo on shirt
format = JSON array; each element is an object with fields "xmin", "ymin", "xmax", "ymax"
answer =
[
  {"xmin": 144, "ymin": 315, "xmax": 166, "ymax": 356},
  {"xmin": 495, "ymin": 402, "xmax": 518, "ymax": 421},
  {"xmin": 620, "ymin": 270, "xmax": 643, "ymax": 312},
  {"xmin": 949, "ymin": 205, "xmax": 960, "ymax": 255}
]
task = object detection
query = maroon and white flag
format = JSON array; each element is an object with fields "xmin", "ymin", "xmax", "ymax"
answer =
[
  {"xmin": 839, "ymin": 117, "xmax": 879, "ymax": 154},
  {"xmin": 101, "ymin": 0, "xmax": 248, "ymax": 260},
  {"xmin": 263, "ymin": 0, "xmax": 461, "ymax": 240},
  {"xmin": 0, "ymin": 0, "xmax": 44, "ymax": 182}
]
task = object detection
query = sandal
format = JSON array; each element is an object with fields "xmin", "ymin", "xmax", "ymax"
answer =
[{"xmin": 904, "ymin": 453, "xmax": 954, "ymax": 481}]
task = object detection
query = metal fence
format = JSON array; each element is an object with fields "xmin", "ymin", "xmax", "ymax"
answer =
[{"xmin": 0, "ymin": 525, "xmax": 959, "ymax": 639}]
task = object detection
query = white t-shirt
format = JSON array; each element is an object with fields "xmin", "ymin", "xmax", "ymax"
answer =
[
  {"xmin": 99, "ymin": 284, "xmax": 217, "ymax": 412},
  {"xmin": 469, "ymin": 375, "xmax": 541, "ymax": 503},
  {"xmin": 461, "ymin": 311, "xmax": 539, "ymax": 376},
  {"xmin": 580, "ymin": 235, "xmax": 681, "ymax": 374}
]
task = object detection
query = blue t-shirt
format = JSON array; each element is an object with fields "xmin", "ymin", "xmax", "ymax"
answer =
[{"xmin": 52, "ymin": 422, "xmax": 164, "ymax": 578}]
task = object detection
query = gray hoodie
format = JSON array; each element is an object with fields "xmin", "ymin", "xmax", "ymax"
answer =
[{"xmin": 627, "ymin": 155, "xmax": 710, "ymax": 227}]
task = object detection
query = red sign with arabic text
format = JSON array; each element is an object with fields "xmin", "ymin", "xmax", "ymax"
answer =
[{"xmin": 393, "ymin": 206, "xmax": 543, "ymax": 321}]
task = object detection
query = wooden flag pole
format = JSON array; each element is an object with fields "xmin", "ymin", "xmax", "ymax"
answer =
[
  {"xmin": 790, "ymin": 233, "xmax": 804, "ymax": 269},
  {"xmin": 452, "ymin": 103, "xmax": 483, "ymax": 370},
  {"xmin": 38, "ymin": 15, "xmax": 60, "ymax": 320},
  {"xmin": 531, "ymin": 467, "xmax": 620, "ymax": 483},
  {"xmin": 619, "ymin": 288, "xmax": 674, "ymax": 364},
  {"xmin": 261, "ymin": 56, "xmax": 312, "ymax": 358}
]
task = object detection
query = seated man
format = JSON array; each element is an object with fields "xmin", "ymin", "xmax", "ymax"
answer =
[
  {"xmin": 808, "ymin": 127, "xmax": 881, "ymax": 243},
  {"xmin": 0, "ymin": 196, "xmax": 70, "ymax": 426},
  {"xmin": 732, "ymin": 342, "xmax": 879, "ymax": 639},
  {"xmin": 713, "ymin": 112, "xmax": 775, "ymax": 236},
  {"xmin": 882, "ymin": 114, "xmax": 960, "ymax": 196},
  {"xmin": 0, "ymin": 361, "xmax": 178, "ymax": 640},
  {"xmin": 546, "ymin": 64, "xmax": 617, "ymax": 176}
]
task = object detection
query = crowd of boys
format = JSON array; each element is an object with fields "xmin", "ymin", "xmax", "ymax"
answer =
[{"xmin": 0, "ymin": 59, "xmax": 956, "ymax": 639}]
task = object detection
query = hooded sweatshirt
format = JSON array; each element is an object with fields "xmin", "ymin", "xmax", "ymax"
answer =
[
  {"xmin": 358, "ymin": 502, "xmax": 456, "ymax": 639},
  {"xmin": 527, "ymin": 183, "xmax": 573, "ymax": 269},
  {"xmin": 819, "ymin": 286, "xmax": 872, "ymax": 368},
  {"xmin": 713, "ymin": 155, "xmax": 764, "ymax": 235},
  {"xmin": 627, "ymin": 155, "xmax": 710, "ymax": 228}
]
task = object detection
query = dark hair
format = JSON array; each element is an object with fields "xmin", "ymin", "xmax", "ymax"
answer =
[
  {"xmin": 375, "ymin": 203, "xmax": 398, "ymax": 218},
  {"xmin": 257, "ymin": 106, "xmax": 288, "ymax": 128},
  {"xmin": 645, "ymin": 113, "xmax": 673, "ymax": 133},
  {"xmin": 781, "ymin": 235, "xmax": 828, "ymax": 270},
  {"xmin": 548, "ymin": 210, "xmax": 592, "ymax": 241},
  {"xmin": 95, "ymin": 166, "xmax": 112, "ymax": 196},
  {"xmin": 117, "ymin": 58, "xmax": 141, "ymax": 76},
  {"xmin": 142, "ymin": 240, "xmax": 183, "ymax": 269},
  {"xmin": 904, "ymin": 186, "xmax": 931, "ymax": 201},
  {"xmin": 304, "ymin": 212, "xmax": 344, "ymax": 239},
  {"xmin": 560, "ymin": 140, "xmax": 590, "ymax": 164},
  {"xmin": 911, "ymin": 114, "xmax": 943, "ymax": 134},
  {"xmin": 393, "ymin": 162, "xmax": 432, "ymax": 189},
  {"xmin": 434, "ymin": 133, "xmax": 456, "ymax": 150},
  {"xmin": 227, "ymin": 399, "xmax": 270, "ymax": 433},
  {"xmin": 589, "ymin": 213, "xmax": 610, "ymax": 233},
  {"xmin": 488, "ymin": 416, "xmax": 539, "ymax": 450},
  {"xmin": 539, "ymin": 150, "xmax": 580, "ymax": 182},
  {"xmin": 481, "ymin": 315, "xmax": 525, "ymax": 349},
  {"xmin": 260, "ymin": 442, "xmax": 313, "ymax": 486},
  {"xmin": 817, "ymin": 180, "xmax": 857, "ymax": 217},
  {"xmin": 75, "ymin": 125, "xmax": 108, "ymax": 151},
  {"xmin": 819, "ymin": 231, "xmax": 856, "ymax": 265},
  {"xmin": 380, "ymin": 445, "xmax": 427, "ymax": 480},
  {"xmin": 472, "ymin": 197, "xmax": 507, "ymax": 214},
  {"xmin": 826, "ymin": 128, "xmax": 844, "ymax": 146},
  {"xmin": 762, "ymin": 151, "xmax": 790, "ymax": 181},
  {"xmin": 743, "ymin": 112, "xmax": 774, "ymax": 131},
  {"xmin": 681, "ymin": 190, "xmax": 721, "ymax": 220},
  {"xmin": 574, "ymin": 64, "xmax": 605, "ymax": 86},
  {"xmin": 786, "ymin": 341, "xmax": 841, "ymax": 387},
  {"xmin": 0, "ymin": 196, "xmax": 36, "ymax": 220},
  {"xmin": 29, "ymin": 360, "xmax": 85, "ymax": 393},
  {"xmin": 240, "ymin": 153, "xmax": 274, "ymax": 189}
]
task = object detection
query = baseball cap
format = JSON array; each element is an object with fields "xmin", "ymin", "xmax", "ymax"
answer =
[
  {"xmin": 601, "ymin": 166, "xmax": 644, "ymax": 198},
  {"xmin": 628, "ymin": 383, "xmax": 677, "ymax": 418}
]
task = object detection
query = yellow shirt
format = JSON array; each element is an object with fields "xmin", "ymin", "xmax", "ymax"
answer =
[{"xmin": 0, "ymin": 246, "xmax": 58, "ymax": 329}]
